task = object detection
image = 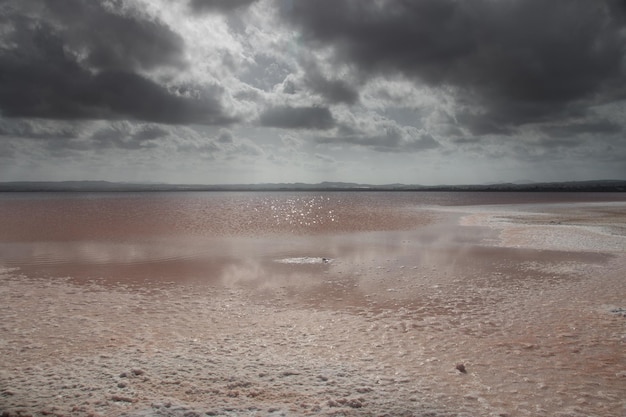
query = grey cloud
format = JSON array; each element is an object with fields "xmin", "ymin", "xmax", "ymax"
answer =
[
  {"xmin": 0, "ymin": 142, "xmax": 17, "ymax": 158},
  {"xmin": 0, "ymin": 1, "xmax": 233, "ymax": 125},
  {"xmin": 260, "ymin": 106, "xmax": 335, "ymax": 130},
  {"xmin": 13, "ymin": 0, "xmax": 186, "ymax": 73},
  {"xmin": 217, "ymin": 129, "xmax": 234, "ymax": 143},
  {"xmin": 315, "ymin": 153, "xmax": 336, "ymax": 164},
  {"xmin": 177, "ymin": 140, "xmax": 220, "ymax": 156},
  {"xmin": 536, "ymin": 136, "xmax": 586, "ymax": 150},
  {"xmin": 280, "ymin": 134, "xmax": 304, "ymax": 150},
  {"xmin": 456, "ymin": 112, "xmax": 513, "ymax": 136},
  {"xmin": 90, "ymin": 122, "xmax": 166, "ymax": 150},
  {"xmin": 189, "ymin": 0, "xmax": 258, "ymax": 13},
  {"xmin": 317, "ymin": 122, "xmax": 440, "ymax": 153},
  {"xmin": 89, "ymin": 72, "xmax": 232, "ymax": 124},
  {"xmin": 132, "ymin": 125, "xmax": 170, "ymax": 141},
  {"xmin": 451, "ymin": 137, "xmax": 482, "ymax": 145},
  {"xmin": 302, "ymin": 61, "xmax": 359, "ymax": 105},
  {"xmin": 0, "ymin": 50, "xmax": 232, "ymax": 124},
  {"xmin": 230, "ymin": 140, "xmax": 264, "ymax": 157},
  {"xmin": 541, "ymin": 119, "xmax": 623, "ymax": 138},
  {"xmin": 174, "ymin": 128, "xmax": 263, "ymax": 159},
  {"xmin": 282, "ymin": 0, "xmax": 626, "ymax": 129},
  {"xmin": 233, "ymin": 87, "xmax": 263, "ymax": 102},
  {"xmin": 240, "ymin": 54, "xmax": 294, "ymax": 92},
  {"xmin": 0, "ymin": 118, "xmax": 80, "ymax": 140},
  {"xmin": 404, "ymin": 133, "xmax": 440, "ymax": 152},
  {"xmin": 281, "ymin": 79, "xmax": 297, "ymax": 95}
]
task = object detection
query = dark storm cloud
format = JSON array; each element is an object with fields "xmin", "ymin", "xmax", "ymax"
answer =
[
  {"xmin": 302, "ymin": 61, "xmax": 360, "ymax": 105},
  {"xmin": 259, "ymin": 106, "xmax": 335, "ymax": 130},
  {"xmin": 0, "ymin": 0, "xmax": 233, "ymax": 125},
  {"xmin": 189, "ymin": 0, "xmax": 258, "ymax": 13},
  {"xmin": 282, "ymin": 0, "xmax": 626, "ymax": 129},
  {"xmin": 11, "ymin": 0, "xmax": 186, "ymax": 73},
  {"xmin": 304, "ymin": 73, "xmax": 359, "ymax": 105},
  {"xmin": 456, "ymin": 112, "xmax": 513, "ymax": 136},
  {"xmin": 0, "ymin": 52, "xmax": 231, "ymax": 124}
]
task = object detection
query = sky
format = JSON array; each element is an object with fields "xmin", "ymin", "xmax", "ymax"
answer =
[{"xmin": 1, "ymin": 0, "xmax": 625, "ymax": 185}]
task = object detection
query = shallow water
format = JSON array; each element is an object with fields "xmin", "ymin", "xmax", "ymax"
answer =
[
  {"xmin": 0, "ymin": 191, "xmax": 623, "ymax": 286},
  {"xmin": 1, "ymin": 191, "xmax": 625, "ymax": 416}
]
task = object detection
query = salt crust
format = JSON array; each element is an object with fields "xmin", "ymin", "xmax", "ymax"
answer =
[{"xmin": 1, "ymin": 203, "xmax": 625, "ymax": 417}]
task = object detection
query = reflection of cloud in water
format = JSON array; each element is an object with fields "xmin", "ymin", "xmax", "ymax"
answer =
[
  {"xmin": 218, "ymin": 257, "xmax": 330, "ymax": 295},
  {"xmin": 0, "ymin": 197, "xmax": 498, "ymax": 295},
  {"xmin": 9, "ymin": 240, "xmax": 208, "ymax": 266},
  {"xmin": 219, "ymin": 258, "xmax": 265, "ymax": 286},
  {"xmin": 1, "ymin": 216, "xmax": 490, "ymax": 295}
]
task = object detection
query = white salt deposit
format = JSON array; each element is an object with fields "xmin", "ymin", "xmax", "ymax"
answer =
[{"xmin": 1, "ymin": 195, "xmax": 625, "ymax": 417}]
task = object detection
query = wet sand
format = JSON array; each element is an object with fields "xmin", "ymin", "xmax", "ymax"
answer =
[{"xmin": 1, "ymin": 194, "xmax": 625, "ymax": 417}]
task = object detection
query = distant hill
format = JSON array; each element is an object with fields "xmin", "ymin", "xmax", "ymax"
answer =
[{"xmin": 0, "ymin": 180, "xmax": 625, "ymax": 192}]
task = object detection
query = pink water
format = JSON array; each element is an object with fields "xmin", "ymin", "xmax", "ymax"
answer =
[
  {"xmin": 1, "ymin": 191, "xmax": 625, "ymax": 416},
  {"xmin": 1, "ymin": 191, "xmax": 623, "ymax": 285}
]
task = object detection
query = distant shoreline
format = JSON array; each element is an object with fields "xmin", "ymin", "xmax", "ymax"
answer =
[{"xmin": 0, "ymin": 180, "xmax": 625, "ymax": 193}]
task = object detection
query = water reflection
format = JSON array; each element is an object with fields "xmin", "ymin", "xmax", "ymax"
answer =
[
  {"xmin": 5, "ymin": 215, "xmax": 597, "ymax": 312},
  {"xmin": 0, "ymin": 192, "xmax": 617, "ymax": 302}
]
